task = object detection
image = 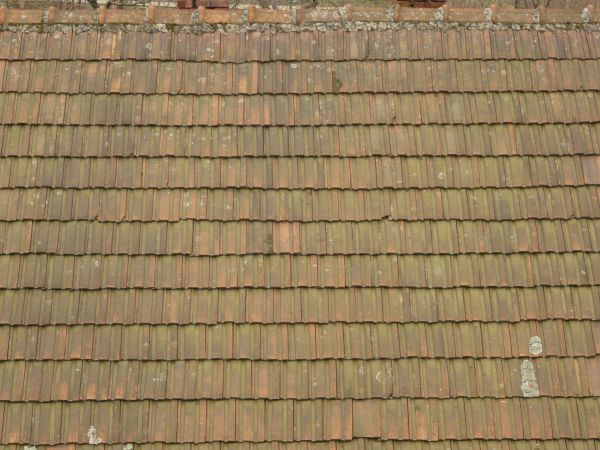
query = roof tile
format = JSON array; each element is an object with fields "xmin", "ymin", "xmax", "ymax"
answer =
[{"xmin": 0, "ymin": 21, "xmax": 598, "ymax": 448}]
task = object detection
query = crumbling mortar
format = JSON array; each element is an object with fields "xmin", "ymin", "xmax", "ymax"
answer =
[
  {"xmin": 153, "ymin": 22, "xmax": 168, "ymax": 31},
  {"xmin": 290, "ymin": 6, "xmax": 296, "ymax": 24},
  {"xmin": 1, "ymin": 20, "xmax": 598, "ymax": 33},
  {"xmin": 385, "ymin": 6, "xmax": 394, "ymax": 23},
  {"xmin": 483, "ymin": 7, "xmax": 493, "ymax": 22},
  {"xmin": 341, "ymin": 5, "xmax": 349, "ymax": 24},
  {"xmin": 582, "ymin": 7, "xmax": 590, "ymax": 23}
]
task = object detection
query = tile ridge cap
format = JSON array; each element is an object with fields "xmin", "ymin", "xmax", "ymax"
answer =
[{"xmin": 0, "ymin": 4, "xmax": 597, "ymax": 26}]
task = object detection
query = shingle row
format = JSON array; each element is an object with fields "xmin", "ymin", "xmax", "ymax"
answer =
[
  {"xmin": 2, "ymin": 219, "xmax": 599, "ymax": 255},
  {"xmin": 3, "ymin": 59, "xmax": 600, "ymax": 95},
  {"xmin": 1, "ymin": 29, "xmax": 599, "ymax": 62},
  {"xmin": 2, "ymin": 287, "xmax": 598, "ymax": 325},
  {"xmin": 2, "ymin": 156, "xmax": 599, "ymax": 189},
  {"xmin": 3, "ymin": 124, "xmax": 599, "ymax": 157},
  {"xmin": 1, "ymin": 253, "xmax": 600, "ymax": 289},
  {"xmin": 2, "ymin": 92, "xmax": 598, "ymax": 126},
  {"xmin": 1, "ymin": 398, "xmax": 598, "ymax": 444},
  {"xmin": 1, "ymin": 187, "xmax": 598, "ymax": 221},
  {"xmin": 0, "ymin": 441, "xmax": 596, "ymax": 450},
  {"xmin": 1, "ymin": 320, "xmax": 597, "ymax": 360},
  {"xmin": 1, "ymin": 357, "xmax": 598, "ymax": 401}
]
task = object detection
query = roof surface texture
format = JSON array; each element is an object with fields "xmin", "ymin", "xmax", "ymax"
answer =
[{"xmin": 0, "ymin": 5, "xmax": 600, "ymax": 450}]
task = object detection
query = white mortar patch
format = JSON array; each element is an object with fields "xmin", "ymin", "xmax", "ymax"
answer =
[
  {"xmin": 528, "ymin": 336, "xmax": 543, "ymax": 355},
  {"xmin": 520, "ymin": 359, "xmax": 540, "ymax": 397},
  {"xmin": 87, "ymin": 426, "xmax": 102, "ymax": 445},
  {"xmin": 483, "ymin": 7, "xmax": 493, "ymax": 22}
]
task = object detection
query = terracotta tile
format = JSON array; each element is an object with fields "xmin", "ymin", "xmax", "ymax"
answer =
[{"xmin": 0, "ymin": 24, "xmax": 599, "ymax": 449}]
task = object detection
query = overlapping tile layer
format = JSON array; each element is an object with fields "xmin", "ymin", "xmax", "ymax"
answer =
[{"xmin": 0, "ymin": 19, "xmax": 599, "ymax": 450}]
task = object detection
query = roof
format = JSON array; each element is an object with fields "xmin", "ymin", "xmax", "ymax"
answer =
[{"xmin": 0, "ymin": 4, "xmax": 599, "ymax": 449}]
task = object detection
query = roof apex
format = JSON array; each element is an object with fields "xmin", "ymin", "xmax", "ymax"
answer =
[{"xmin": 0, "ymin": 4, "xmax": 598, "ymax": 27}]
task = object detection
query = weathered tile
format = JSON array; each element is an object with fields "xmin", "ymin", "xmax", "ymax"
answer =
[{"xmin": 1, "ymin": 23, "xmax": 599, "ymax": 449}]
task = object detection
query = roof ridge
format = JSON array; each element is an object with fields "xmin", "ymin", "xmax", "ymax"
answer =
[{"xmin": 0, "ymin": 4, "xmax": 598, "ymax": 27}]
